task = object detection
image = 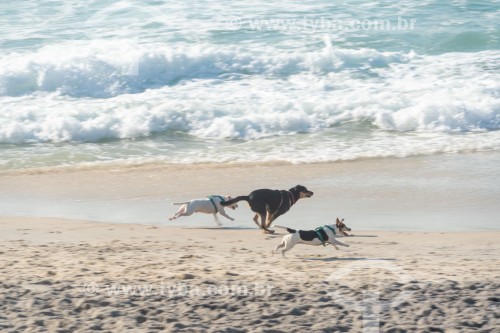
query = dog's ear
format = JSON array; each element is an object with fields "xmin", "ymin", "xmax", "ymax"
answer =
[{"xmin": 336, "ymin": 217, "xmax": 340, "ymax": 223}]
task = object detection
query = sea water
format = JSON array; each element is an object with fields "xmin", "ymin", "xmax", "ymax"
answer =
[{"xmin": 1, "ymin": 0, "xmax": 499, "ymax": 170}]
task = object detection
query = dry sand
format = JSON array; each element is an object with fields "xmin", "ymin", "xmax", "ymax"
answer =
[
  {"xmin": 0, "ymin": 216, "xmax": 498, "ymax": 332},
  {"xmin": 1, "ymin": 156, "xmax": 499, "ymax": 332}
]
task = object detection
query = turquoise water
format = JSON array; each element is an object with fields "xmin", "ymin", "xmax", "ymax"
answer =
[{"xmin": 1, "ymin": 0, "xmax": 499, "ymax": 170}]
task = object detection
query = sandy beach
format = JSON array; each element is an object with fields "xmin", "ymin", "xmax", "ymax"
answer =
[
  {"xmin": 1, "ymin": 155, "xmax": 499, "ymax": 332},
  {"xmin": 0, "ymin": 216, "xmax": 499, "ymax": 332}
]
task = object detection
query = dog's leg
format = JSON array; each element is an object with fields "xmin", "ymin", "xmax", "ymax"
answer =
[
  {"xmin": 172, "ymin": 206, "xmax": 196, "ymax": 221},
  {"xmin": 250, "ymin": 204, "xmax": 274, "ymax": 234},
  {"xmin": 213, "ymin": 214, "xmax": 222, "ymax": 227},
  {"xmin": 262, "ymin": 212, "xmax": 270, "ymax": 233},
  {"xmin": 169, "ymin": 205, "xmax": 187, "ymax": 220},
  {"xmin": 218, "ymin": 209, "xmax": 234, "ymax": 221},
  {"xmin": 279, "ymin": 235, "xmax": 296, "ymax": 257},
  {"xmin": 169, "ymin": 208, "xmax": 181, "ymax": 220},
  {"xmin": 252, "ymin": 214, "xmax": 261, "ymax": 228},
  {"xmin": 265, "ymin": 213, "xmax": 279, "ymax": 229},
  {"xmin": 261, "ymin": 212, "xmax": 275, "ymax": 234},
  {"xmin": 257, "ymin": 212, "xmax": 273, "ymax": 234},
  {"xmin": 272, "ymin": 238, "xmax": 286, "ymax": 255},
  {"xmin": 330, "ymin": 237, "xmax": 350, "ymax": 249},
  {"xmin": 264, "ymin": 211, "xmax": 272, "ymax": 228}
]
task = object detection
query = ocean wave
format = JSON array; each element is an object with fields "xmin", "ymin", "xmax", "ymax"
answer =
[
  {"xmin": 2, "ymin": 128, "xmax": 500, "ymax": 171},
  {"xmin": 0, "ymin": 40, "xmax": 413, "ymax": 98},
  {"xmin": 0, "ymin": 44, "xmax": 499, "ymax": 144},
  {"xmin": 0, "ymin": 85, "xmax": 498, "ymax": 145}
]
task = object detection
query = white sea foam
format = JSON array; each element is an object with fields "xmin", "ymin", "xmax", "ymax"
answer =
[
  {"xmin": 1, "ymin": 41, "xmax": 499, "ymax": 143},
  {"xmin": 1, "ymin": 0, "xmax": 500, "ymax": 170},
  {"xmin": 0, "ymin": 40, "xmax": 416, "ymax": 98}
]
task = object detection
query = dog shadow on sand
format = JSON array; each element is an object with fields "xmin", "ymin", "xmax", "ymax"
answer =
[
  {"xmin": 271, "ymin": 232, "xmax": 379, "ymax": 237},
  {"xmin": 297, "ymin": 234, "xmax": 392, "ymax": 262},
  {"xmin": 183, "ymin": 226, "xmax": 256, "ymax": 230},
  {"xmin": 303, "ymin": 257, "xmax": 396, "ymax": 262}
]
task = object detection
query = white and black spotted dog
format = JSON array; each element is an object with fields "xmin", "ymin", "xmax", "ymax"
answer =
[
  {"xmin": 273, "ymin": 218, "xmax": 352, "ymax": 257},
  {"xmin": 169, "ymin": 195, "xmax": 238, "ymax": 226}
]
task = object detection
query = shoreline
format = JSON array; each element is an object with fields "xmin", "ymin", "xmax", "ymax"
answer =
[
  {"xmin": 1, "ymin": 150, "xmax": 498, "ymax": 175},
  {"xmin": 1, "ymin": 152, "xmax": 499, "ymax": 231}
]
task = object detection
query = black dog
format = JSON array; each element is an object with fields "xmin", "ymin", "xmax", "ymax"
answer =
[{"xmin": 221, "ymin": 185, "xmax": 313, "ymax": 233}]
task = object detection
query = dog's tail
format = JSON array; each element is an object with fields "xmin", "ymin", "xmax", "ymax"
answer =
[
  {"xmin": 220, "ymin": 196, "xmax": 250, "ymax": 206},
  {"xmin": 171, "ymin": 202, "xmax": 188, "ymax": 205},
  {"xmin": 274, "ymin": 225, "xmax": 296, "ymax": 233}
]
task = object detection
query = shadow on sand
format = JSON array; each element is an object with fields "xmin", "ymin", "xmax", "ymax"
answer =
[
  {"xmin": 183, "ymin": 226, "xmax": 256, "ymax": 230},
  {"xmin": 303, "ymin": 257, "xmax": 396, "ymax": 262},
  {"xmin": 347, "ymin": 234, "xmax": 379, "ymax": 238}
]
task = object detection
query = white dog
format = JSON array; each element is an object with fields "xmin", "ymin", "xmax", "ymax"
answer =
[
  {"xmin": 169, "ymin": 195, "xmax": 238, "ymax": 226},
  {"xmin": 272, "ymin": 218, "xmax": 351, "ymax": 257}
]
